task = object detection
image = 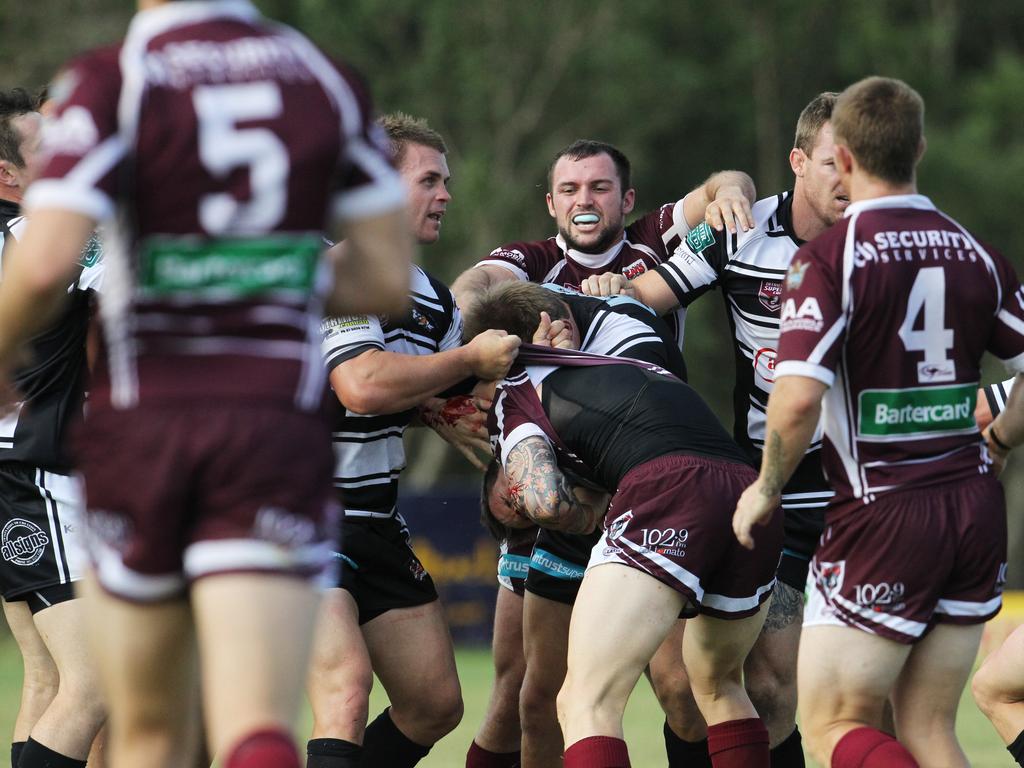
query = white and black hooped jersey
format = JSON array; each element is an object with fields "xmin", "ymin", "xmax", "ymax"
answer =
[
  {"xmin": 0, "ymin": 207, "xmax": 104, "ymax": 471},
  {"xmin": 321, "ymin": 265, "xmax": 462, "ymax": 517},
  {"xmin": 983, "ymin": 377, "xmax": 1017, "ymax": 418},
  {"xmin": 653, "ymin": 192, "xmax": 831, "ymax": 511}
]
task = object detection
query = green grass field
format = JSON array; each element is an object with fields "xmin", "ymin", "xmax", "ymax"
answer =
[{"xmin": 0, "ymin": 637, "xmax": 1010, "ymax": 766}]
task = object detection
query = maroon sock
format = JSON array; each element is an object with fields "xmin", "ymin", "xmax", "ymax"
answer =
[
  {"xmin": 563, "ymin": 736, "xmax": 630, "ymax": 768},
  {"xmin": 831, "ymin": 727, "xmax": 918, "ymax": 768},
  {"xmin": 224, "ymin": 728, "xmax": 299, "ymax": 768},
  {"xmin": 466, "ymin": 740, "xmax": 521, "ymax": 767},
  {"xmin": 707, "ymin": 718, "xmax": 770, "ymax": 768}
]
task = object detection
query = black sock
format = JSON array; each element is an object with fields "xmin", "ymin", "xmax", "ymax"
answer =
[
  {"xmin": 10, "ymin": 743, "xmax": 24, "ymax": 768},
  {"xmin": 769, "ymin": 727, "xmax": 805, "ymax": 768},
  {"xmin": 17, "ymin": 739, "xmax": 85, "ymax": 768},
  {"xmin": 360, "ymin": 709, "xmax": 431, "ymax": 768},
  {"xmin": 307, "ymin": 737, "xmax": 363, "ymax": 768},
  {"xmin": 1009, "ymin": 728, "xmax": 1024, "ymax": 766},
  {"xmin": 663, "ymin": 720, "xmax": 712, "ymax": 768}
]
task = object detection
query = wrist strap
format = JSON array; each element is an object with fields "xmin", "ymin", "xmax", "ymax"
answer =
[{"xmin": 989, "ymin": 425, "xmax": 1012, "ymax": 452}]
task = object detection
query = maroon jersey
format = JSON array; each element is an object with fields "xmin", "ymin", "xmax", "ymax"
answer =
[
  {"xmin": 477, "ymin": 201, "xmax": 691, "ymax": 346},
  {"xmin": 775, "ymin": 194, "xmax": 1024, "ymax": 515},
  {"xmin": 28, "ymin": 0, "xmax": 405, "ymax": 412}
]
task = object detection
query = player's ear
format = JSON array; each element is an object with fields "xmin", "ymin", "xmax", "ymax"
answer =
[
  {"xmin": 546, "ymin": 191, "xmax": 556, "ymax": 218},
  {"xmin": 916, "ymin": 135, "xmax": 927, "ymax": 163},
  {"xmin": 622, "ymin": 187, "xmax": 636, "ymax": 215},
  {"xmin": 0, "ymin": 159, "xmax": 17, "ymax": 188},
  {"xmin": 834, "ymin": 144, "xmax": 854, "ymax": 176},
  {"xmin": 789, "ymin": 147, "xmax": 806, "ymax": 177}
]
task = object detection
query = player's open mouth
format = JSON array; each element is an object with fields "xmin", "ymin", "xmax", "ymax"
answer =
[
  {"xmin": 428, "ymin": 212, "xmax": 444, "ymax": 222},
  {"xmin": 836, "ymin": 195, "xmax": 849, "ymax": 204},
  {"xmin": 572, "ymin": 213, "xmax": 600, "ymax": 226}
]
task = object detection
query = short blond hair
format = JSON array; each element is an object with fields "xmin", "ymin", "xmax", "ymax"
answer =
[
  {"xmin": 832, "ymin": 77, "xmax": 924, "ymax": 184},
  {"xmin": 378, "ymin": 112, "xmax": 447, "ymax": 169},
  {"xmin": 463, "ymin": 282, "xmax": 568, "ymax": 342},
  {"xmin": 793, "ymin": 92, "xmax": 838, "ymax": 157}
]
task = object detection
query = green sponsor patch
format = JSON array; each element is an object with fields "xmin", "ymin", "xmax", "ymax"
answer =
[
  {"xmin": 858, "ymin": 384, "xmax": 976, "ymax": 437},
  {"xmin": 685, "ymin": 221, "xmax": 716, "ymax": 254},
  {"xmin": 139, "ymin": 236, "xmax": 320, "ymax": 298},
  {"xmin": 78, "ymin": 233, "xmax": 102, "ymax": 268}
]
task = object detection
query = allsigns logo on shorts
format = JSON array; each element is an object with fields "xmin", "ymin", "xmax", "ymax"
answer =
[
  {"xmin": 858, "ymin": 385, "xmax": 976, "ymax": 438},
  {"xmin": 779, "ymin": 296, "xmax": 823, "ymax": 333},
  {"xmin": 1, "ymin": 518, "xmax": 50, "ymax": 566}
]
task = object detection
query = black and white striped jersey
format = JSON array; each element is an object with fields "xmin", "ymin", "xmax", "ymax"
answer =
[
  {"xmin": 546, "ymin": 285, "xmax": 687, "ymax": 380},
  {"xmin": 983, "ymin": 377, "xmax": 1017, "ymax": 418},
  {"xmin": 0, "ymin": 206, "xmax": 104, "ymax": 471},
  {"xmin": 321, "ymin": 265, "xmax": 462, "ymax": 517},
  {"xmin": 653, "ymin": 192, "xmax": 832, "ymax": 518}
]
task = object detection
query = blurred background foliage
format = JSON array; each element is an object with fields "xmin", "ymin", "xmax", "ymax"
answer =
[{"xmin": 3, "ymin": 0, "xmax": 1024, "ymax": 573}]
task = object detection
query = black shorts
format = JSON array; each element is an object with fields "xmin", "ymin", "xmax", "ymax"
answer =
[
  {"xmin": 498, "ymin": 533, "xmax": 535, "ymax": 597},
  {"xmin": 778, "ymin": 454, "xmax": 831, "ymax": 591},
  {"xmin": 335, "ymin": 512, "xmax": 437, "ymax": 624},
  {"xmin": 524, "ymin": 528, "xmax": 597, "ymax": 606},
  {"xmin": 0, "ymin": 464, "xmax": 85, "ymax": 601}
]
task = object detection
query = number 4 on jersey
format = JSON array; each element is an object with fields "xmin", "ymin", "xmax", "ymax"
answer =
[{"xmin": 898, "ymin": 267, "xmax": 955, "ymax": 383}]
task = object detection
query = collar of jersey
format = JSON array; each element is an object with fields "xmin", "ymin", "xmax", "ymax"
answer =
[
  {"xmin": 130, "ymin": 0, "xmax": 259, "ymax": 40},
  {"xmin": 554, "ymin": 233, "xmax": 626, "ymax": 269},
  {"xmin": 843, "ymin": 193, "xmax": 935, "ymax": 218}
]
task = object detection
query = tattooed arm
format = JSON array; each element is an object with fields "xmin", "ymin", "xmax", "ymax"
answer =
[
  {"xmin": 733, "ymin": 375, "xmax": 826, "ymax": 549},
  {"xmin": 504, "ymin": 436, "xmax": 607, "ymax": 534}
]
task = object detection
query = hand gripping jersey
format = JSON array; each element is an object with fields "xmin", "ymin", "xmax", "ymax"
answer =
[
  {"xmin": 321, "ymin": 266, "xmax": 462, "ymax": 517},
  {"xmin": 28, "ymin": 0, "xmax": 405, "ymax": 412},
  {"xmin": 0, "ymin": 213, "xmax": 104, "ymax": 471},
  {"xmin": 477, "ymin": 200, "xmax": 691, "ymax": 348},
  {"xmin": 489, "ymin": 345, "xmax": 749, "ymax": 491},
  {"xmin": 776, "ymin": 194, "xmax": 1024, "ymax": 513}
]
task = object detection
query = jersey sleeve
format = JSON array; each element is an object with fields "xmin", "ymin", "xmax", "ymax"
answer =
[
  {"xmin": 328, "ymin": 62, "xmax": 406, "ymax": 223},
  {"xmin": 774, "ymin": 235, "xmax": 847, "ymax": 387},
  {"xmin": 26, "ymin": 49, "xmax": 127, "ymax": 222},
  {"xmin": 476, "ymin": 241, "xmax": 557, "ymax": 283},
  {"xmin": 439, "ymin": 289, "xmax": 464, "ymax": 352},
  {"xmin": 651, "ymin": 220, "xmax": 729, "ymax": 308},
  {"xmin": 628, "ymin": 199, "xmax": 693, "ymax": 258},
  {"xmin": 321, "ymin": 314, "xmax": 385, "ymax": 371},
  {"xmin": 490, "ymin": 372, "xmax": 551, "ymax": 472},
  {"xmin": 984, "ymin": 253, "xmax": 1024, "ymax": 373}
]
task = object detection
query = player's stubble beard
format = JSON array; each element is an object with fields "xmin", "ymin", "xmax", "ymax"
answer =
[{"xmin": 558, "ymin": 215, "xmax": 625, "ymax": 254}]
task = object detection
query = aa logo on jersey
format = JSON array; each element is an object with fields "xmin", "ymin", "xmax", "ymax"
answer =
[
  {"xmin": 685, "ymin": 222, "xmax": 715, "ymax": 255},
  {"xmin": 1, "ymin": 518, "xmax": 50, "ymax": 567},
  {"xmin": 780, "ymin": 296, "xmax": 823, "ymax": 333}
]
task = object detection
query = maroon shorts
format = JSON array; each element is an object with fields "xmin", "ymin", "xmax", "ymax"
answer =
[
  {"xmin": 805, "ymin": 476, "xmax": 1007, "ymax": 643},
  {"xmin": 75, "ymin": 405, "xmax": 340, "ymax": 601},
  {"xmin": 589, "ymin": 454, "xmax": 783, "ymax": 619}
]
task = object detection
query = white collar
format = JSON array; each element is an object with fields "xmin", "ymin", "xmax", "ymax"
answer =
[
  {"xmin": 844, "ymin": 193, "xmax": 935, "ymax": 218},
  {"xmin": 129, "ymin": 0, "xmax": 260, "ymax": 42},
  {"xmin": 554, "ymin": 232, "xmax": 627, "ymax": 269}
]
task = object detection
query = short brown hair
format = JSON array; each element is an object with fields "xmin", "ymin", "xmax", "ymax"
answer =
[
  {"xmin": 463, "ymin": 282, "xmax": 569, "ymax": 342},
  {"xmin": 793, "ymin": 92, "xmax": 839, "ymax": 157},
  {"xmin": 378, "ymin": 112, "xmax": 447, "ymax": 169},
  {"xmin": 547, "ymin": 139, "xmax": 631, "ymax": 194},
  {"xmin": 831, "ymin": 77, "xmax": 924, "ymax": 184},
  {"xmin": 0, "ymin": 88, "xmax": 40, "ymax": 167}
]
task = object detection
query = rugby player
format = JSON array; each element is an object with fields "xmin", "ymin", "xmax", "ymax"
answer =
[
  {"xmin": 454, "ymin": 139, "xmax": 756, "ymax": 766},
  {"xmin": 0, "ymin": 88, "xmax": 105, "ymax": 768},
  {"xmin": 467, "ymin": 283, "xmax": 783, "ymax": 767},
  {"xmin": 308, "ymin": 113, "xmax": 519, "ymax": 768},
  {"xmin": 733, "ymin": 76, "xmax": 1024, "ymax": 767},
  {"xmin": 0, "ymin": 2, "xmax": 414, "ymax": 767},
  {"xmin": 971, "ymin": 373, "xmax": 1024, "ymax": 765},
  {"xmin": 581, "ymin": 92, "xmax": 847, "ymax": 766}
]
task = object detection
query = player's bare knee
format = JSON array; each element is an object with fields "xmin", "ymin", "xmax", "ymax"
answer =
[
  {"xmin": 745, "ymin": 666, "xmax": 797, "ymax": 725},
  {"xmin": 393, "ymin": 679, "xmax": 463, "ymax": 739},
  {"xmin": 971, "ymin": 661, "xmax": 1007, "ymax": 717}
]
